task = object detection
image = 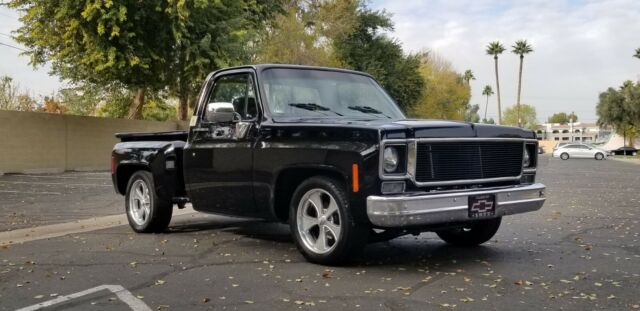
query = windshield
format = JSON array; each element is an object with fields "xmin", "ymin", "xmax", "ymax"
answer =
[{"xmin": 261, "ymin": 68, "xmax": 405, "ymax": 120}]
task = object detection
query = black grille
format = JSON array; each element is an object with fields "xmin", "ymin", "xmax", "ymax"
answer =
[{"xmin": 415, "ymin": 141, "xmax": 523, "ymax": 183}]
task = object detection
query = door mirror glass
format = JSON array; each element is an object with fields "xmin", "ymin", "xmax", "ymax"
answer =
[
  {"xmin": 204, "ymin": 73, "xmax": 258, "ymax": 124},
  {"xmin": 205, "ymin": 102, "xmax": 239, "ymax": 123}
]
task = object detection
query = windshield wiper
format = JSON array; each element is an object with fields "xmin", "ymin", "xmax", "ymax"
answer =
[
  {"xmin": 289, "ymin": 103, "xmax": 343, "ymax": 116},
  {"xmin": 348, "ymin": 105, "xmax": 391, "ymax": 118}
]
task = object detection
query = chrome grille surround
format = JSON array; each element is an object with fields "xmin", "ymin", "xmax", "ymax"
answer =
[{"xmin": 379, "ymin": 138, "xmax": 538, "ymax": 187}]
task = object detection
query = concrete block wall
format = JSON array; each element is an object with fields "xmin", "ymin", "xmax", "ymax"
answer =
[{"xmin": 0, "ymin": 110, "xmax": 188, "ymax": 174}]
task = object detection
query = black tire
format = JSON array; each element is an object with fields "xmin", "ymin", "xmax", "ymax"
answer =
[
  {"xmin": 595, "ymin": 153, "xmax": 604, "ymax": 160},
  {"xmin": 125, "ymin": 171, "xmax": 172, "ymax": 233},
  {"xmin": 560, "ymin": 153, "xmax": 570, "ymax": 160},
  {"xmin": 289, "ymin": 176, "xmax": 368, "ymax": 265},
  {"xmin": 436, "ymin": 217, "xmax": 501, "ymax": 247}
]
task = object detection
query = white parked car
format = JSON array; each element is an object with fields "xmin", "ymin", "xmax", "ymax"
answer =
[{"xmin": 552, "ymin": 143, "xmax": 609, "ymax": 160}]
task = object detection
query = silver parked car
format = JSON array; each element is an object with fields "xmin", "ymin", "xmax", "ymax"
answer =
[{"xmin": 552, "ymin": 143, "xmax": 608, "ymax": 160}]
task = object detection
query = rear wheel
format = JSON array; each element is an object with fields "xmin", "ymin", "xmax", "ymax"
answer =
[
  {"xmin": 125, "ymin": 171, "xmax": 172, "ymax": 233},
  {"xmin": 290, "ymin": 176, "xmax": 368, "ymax": 265},
  {"xmin": 436, "ymin": 218, "xmax": 501, "ymax": 246},
  {"xmin": 595, "ymin": 153, "xmax": 604, "ymax": 160},
  {"xmin": 560, "ymin": 153, "xmax": 570, "ymax": 160}
]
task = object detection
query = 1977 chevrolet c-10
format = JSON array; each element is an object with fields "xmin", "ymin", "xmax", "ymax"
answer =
[{"xmin": 111, "ymin": 64, "xmax": 546, "ymax": 265}]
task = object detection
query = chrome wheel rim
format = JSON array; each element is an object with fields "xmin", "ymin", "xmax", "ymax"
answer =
[
  {"xmin": 296, "ymin": 188, "xmax": 342, "ymax": 254},
  {"xmin": 129, "ymin": 179, "xmax": 151, "ymax": 226}
]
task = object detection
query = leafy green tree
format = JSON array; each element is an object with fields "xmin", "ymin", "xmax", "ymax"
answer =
[
  {"xmin": 464, "ymin": 104, "xmax": 480, "ymax": 123},
  {"xmin": 512, "ymin": 40, "xmax": 534, "ymax": 127},
  {"xmin": 547, "ymin": 112, "xmax": 568, "ymax": 124},
  {"xmin": 0, "ymin": 76, "xmax": 19, "ymax": 110},
  {"xmin": 482, "ymin": 117, "xmax": 495, "ymax": 124},
  {"xmin": 0, "ymin": 75, "xmax": 38, "ymax": 111},
  {"xmin": 167, "ymin": 0, "xmax": 283, "ymax": 120},
  {"xmin": 622, "ymin": 83, "xmax": 640, "ymax": 128},
  {"xmin": 486, "ymin": 41, "xmax": 505, "ymax": 124},
  {"xmin": 58, "ymin": 84, "xmax": 102, "ymax": 116},
  {"xmin": 503, "ymin": 103, "xmax": 538, "ymax": 130},
  {"xmin": 547, "ymin": 112, "xmax": 579, "ymax": 124},
  {"xmin": 568, "ymin": 111, "xmax": 579, "ymax": 123},
  {"xmin": 463, "ymin": 70, "xmax": 475, "ymax": 85},
  {"xmin": 9, "ymin": 0, "xmax": 175, "ymax": 119},
  {"xmin": 334, "ymin": 6, "xmax": 423, "ymax": 111},
  {"xmin": 411, "ymin": 53, "xmax": 470, "ymax": 120},
  {"xmin": 481, "ymin": 85, "xmax": 494, "ymax": 121},
  {"xmin": 598, "ymin": 81, "xmax": 640, "ymax": 146},
  {"xmin": 252, "ymin": 0, "xmax": 351, "ymax": 67},
  {"xmin": 94, "ymin": 84, "xmax": 137, "ymax": 119},
  {"xmin": 142, "ymin": 97, "xmax": 177, "ymax": 121}
]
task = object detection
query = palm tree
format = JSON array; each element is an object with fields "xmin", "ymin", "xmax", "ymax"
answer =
[
  {"xmin": 482, "ymin": 85, "xmax": 494, "ymax": 121},
  {"xmin": 463, "ymin": 69, "xmax": 475, "ymax": 85},
  {"xmin": 486, "ymin": 41, "xmax": 505, "ymax": 124},
  {"xmin": 634, "ymin": 48, "xmax": 640, "ymax": 59},
  {"xmin": 512, "ymin": 39, "xmax": 534, "ymax": 127}
]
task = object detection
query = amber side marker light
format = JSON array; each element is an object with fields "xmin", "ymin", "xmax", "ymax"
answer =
[{"xmin": 352, "ymin": 163, "xmax": 359, "ymax": 193}]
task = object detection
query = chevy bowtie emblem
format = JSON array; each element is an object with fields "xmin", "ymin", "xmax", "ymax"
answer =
[{"xmin": 471, "ymin": 199, "xmax": 494, "ymax": 213}]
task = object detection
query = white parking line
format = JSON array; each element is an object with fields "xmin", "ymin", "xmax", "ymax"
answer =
[{"xmin": 15, "ymin": 284, "xmax": 152, "ymax": 311}]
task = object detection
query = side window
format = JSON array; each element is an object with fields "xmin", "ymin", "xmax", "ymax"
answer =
[{"xmin": 206, "ymin": 74, "xmax": 258, "ymax": 121}]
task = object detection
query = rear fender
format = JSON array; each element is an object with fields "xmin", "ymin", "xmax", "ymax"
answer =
[{"xmin": 112, "ymin": 141, "xmax": 186, "ymax": 202}]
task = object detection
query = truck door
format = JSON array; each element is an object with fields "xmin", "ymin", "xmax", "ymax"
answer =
[{"xmin": 183, "ymin": 71, "xmax": 260, "ymax": 216}]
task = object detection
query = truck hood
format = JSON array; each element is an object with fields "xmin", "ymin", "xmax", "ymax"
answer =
[
  {"xmin": 272, "ymin": 117, "xmax": 536, "ymax": 139},
  {"xmin": 387, "ymin": 119, "xmax": 535, "ymax": 139}
]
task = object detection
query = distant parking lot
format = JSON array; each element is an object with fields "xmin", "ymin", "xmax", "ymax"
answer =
[{"xmin": 1, "ymin": 156, "xmax": 639, "ymax": 310}]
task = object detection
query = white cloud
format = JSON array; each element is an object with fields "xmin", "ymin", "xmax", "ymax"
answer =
[{"xmin": 372, "ymin": 0, "xmax": 640, "ymax": 122}]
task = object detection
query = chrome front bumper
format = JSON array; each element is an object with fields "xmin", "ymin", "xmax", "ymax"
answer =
[{"xmin": 367, "ymin": 183, "xmax": 546, "ymax": 227}]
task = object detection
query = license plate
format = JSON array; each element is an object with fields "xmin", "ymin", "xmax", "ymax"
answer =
[{"xmin": 468, "ymin": 194, "xmax": 496, "ymax": 218}]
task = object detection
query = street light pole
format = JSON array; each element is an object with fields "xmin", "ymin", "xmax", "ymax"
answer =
[{"xmin": 569, "ymin": 118, "xmax": 574, "ymax": 142}]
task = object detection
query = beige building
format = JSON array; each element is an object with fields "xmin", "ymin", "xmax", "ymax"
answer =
[{"xmin": 535, "ymin": 122, "xmax": 611, "ymax": 143}]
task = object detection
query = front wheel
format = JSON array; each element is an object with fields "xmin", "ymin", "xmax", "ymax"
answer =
[
  {"xmin": 436, "ymin": 217, "xmax": 501, "ymax": 246},
  {"xmin": 560, "ymin": 153, "xmax": 570, "ymax": 160},
  {"xmin": 125, "ymin": 171, "xmax": 173, "ymax": 233},
  {"xmin": 595, "ymin": 153, "xmax": 604, "ymax": 160},
  {"xmin": 289, "ymin": 176, "xmax": 368, "ymax": 265}
]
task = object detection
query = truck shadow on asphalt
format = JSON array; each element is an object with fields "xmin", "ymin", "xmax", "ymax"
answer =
[{"xmin": 166, "ymin": 218, "xmax": 518, "ymax": 267}]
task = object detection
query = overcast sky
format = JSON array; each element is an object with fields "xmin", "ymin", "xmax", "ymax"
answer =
[{"xmin": 2, "ymin": 1, "xmax": 640, "ymax": 122}]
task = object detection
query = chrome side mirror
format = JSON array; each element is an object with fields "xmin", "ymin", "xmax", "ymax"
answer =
[{"xmin": 205, "ymin": 102, "xmax": 240, "ymax": 123}]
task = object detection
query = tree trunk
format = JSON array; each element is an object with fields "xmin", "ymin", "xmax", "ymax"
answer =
[
  {"xmin": 177, "ymin": 94, "xmax": 188, "ymax": 121},
  {"xmin": 494, "ymin": 56, "xmax": 502, "ymax": 124},
  {"xmin": 127, "ymin": 88, "xmax": 146, "ymax": 119},
  {"xmin": 516, "ymin": 55, "xmax": 524, "ymax": 127},
  {"xmin": 188, "ymin": 93, "xmax": 197, "ymax": 110},
  {"xmin": 484, "ymin": 95, "xmax": 489, "ymax": 121}
]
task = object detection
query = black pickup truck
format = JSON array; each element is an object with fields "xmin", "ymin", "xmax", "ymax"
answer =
[{"xmin": 112, "ymin": 64, "xmax": 546, "ymax": 265}]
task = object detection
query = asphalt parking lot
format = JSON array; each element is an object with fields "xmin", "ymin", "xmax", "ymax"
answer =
[
  {"xmin": 0, "ymin": 172, "xmax": 120, "ymax": 231},
  {"xmin": 0, "ymin": 156, "xmax": 639, "ymax": 310}
]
